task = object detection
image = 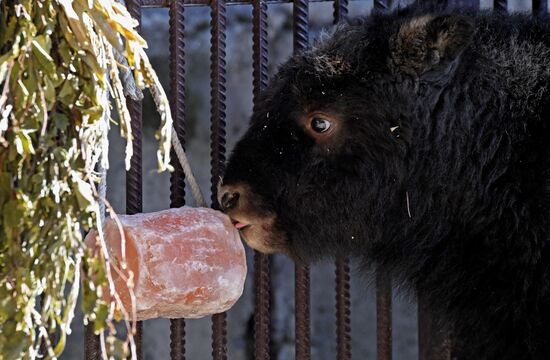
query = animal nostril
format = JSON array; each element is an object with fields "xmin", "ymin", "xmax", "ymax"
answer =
[{"xmin": 221, "ymin": 191, "xmax": 240, "ymax": 211}]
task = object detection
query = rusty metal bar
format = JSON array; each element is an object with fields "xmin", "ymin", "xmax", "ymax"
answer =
[
  {"xmin": 332, "ymin": 10, "xmax": 351, "ymax": 360},
  {"xmin": 373, "ymin": 0, "xmax": 393, "ymax": 11},
  {"xmin": 335, "ymin": 259, "xmax": 351, "ymax": 360},
  {"xmin": 210, "ymin": 0, "xmax": 228, "ymax": 358},
  {"xmin": 253, "ymin": 255, "xmax": 272, "ymax": 360},
  {"xmin": 333, "ymin": 0, "xmax": 348, "ymax": 23},
  {"xmin": 293, "ymin": 0, "xmax": 309, "ymax": 54},
  {"xmin": 252, "ymin": 0, "xmax": 269, "ymax": 114},
  {"xmin": 376, "ymin": 273, "xmax": 392, "ymax": 360},
  {"xmin": 418, "ymin": 300, "xmax": 451, "ymax": 359},
  {"xmin": 369, "ymin": 4, "xmax": 394, "ymax": 360},
  {"xmin": 84, "ymin": 325, "xmax": 100, "ymax": 360},
  {"xmin": 124, "ymin": 1, "xmax": 144, "ymax": 359},
  {"xmin": 84, "ymin": 0, "xmax": 147, "ymax": 353},
  {"xmin": 142, "ymin": 0, "xmax": 372, "ymax": 7},
  {"xmin": 533, "ymin": 0, "xmax": 548, "ymax": 14},
  {"xmin": 332, "ymin": 8, "xmax": 351, "ymax": 360},
  {"xmin": 292, "ymin": 0, "xmax": 311, "ymax": 359},
  {"xmin": 125, "ymin": 6, "xmax": 143, "ymax": 212},
  {"xmin": 252, "ymin": 0, "xmax": 272, "ymax": 358},
  {"xmin": 418, "ymin": 296, "xmax": 452, "ymax": 360},
  {"xmin": 294, "ymin": 265, "xmax": 311, "ymax": 360},
  {"xmin": 448, "ymin": 0, "xmax": 479, "ymax": 8},
  {"xmin": 170, "ymin": 319, "xmax": 186, "ymax": 360},
  {"xmin": 169, "ymin": 0, "xmax": 187, "ymax": 358},
  {"xmin": 494, "ymin": 0, "xmax": 507, "ymax": 11},
  {"xmin": 209, "ymin": 0, "xmax": 227, "ymax": 210},
  {"xmin": 411, "ymin": 8, "xmax": 468, "ymax": 360},
  {"xmin": 140, "ymin": 0, "xmax": 167, "ymax": 5},
  {"xmin": 169, "ymin": 0, "xmax": 186, "ymax": 210}
]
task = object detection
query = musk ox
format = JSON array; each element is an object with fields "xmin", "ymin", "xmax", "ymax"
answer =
[{"xmin": 219, "ymin": 3, "xmax": 550, "ymax": 359}]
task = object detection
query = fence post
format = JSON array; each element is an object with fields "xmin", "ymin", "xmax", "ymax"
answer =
[
  {"xmin": 376, "ymin": 273, "xmax": 392, "ymax": 360},
  {"xmin": 292, "ymin": 0, "xmax": 311, "ymax": 358},
  {"xmin": 169, "ymin": 0, "xmax": 187, "ymax": 358},
  {"xmin": 210, "ymin": 0, "xmax": 229, "ymax": 358},
  {"xmin": 494, "ymin": 0, "xmax": 507, "ymax": 11},
  {"xmin": 533, "ymin": 0, "xmax": 548, "ymax": 14},
  {"xmin": 418, "ymin": 297, "xmax": 452, "ymax": 360},
  {"xmin": 448, "ymin": 0, "xmax": 479, "ymax": 7},
  {"xmin": 252, "ymin": 0, "xmax": 272, "ymax": 359},
  {"xmin": 373, "ymin": 0, "xmax": 395, "ymax": 11},
  {"xmin": 331, "ymin": 4, "xmax": 352, "ymax": 360},
  {"xmin": 124, "ymin": 0, "xmax": 144, "ymax": 358}
]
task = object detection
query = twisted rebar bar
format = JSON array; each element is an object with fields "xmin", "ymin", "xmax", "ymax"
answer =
[
  {"xmin": 124, "ymin": 1, "xmax": 144, "ymax": 359},
  {"xmin": 376, "ymin": 273, "xmax": 392, "ymax": 360},
  {"xmin": 210, "ymin": 0, "xmax": 228, "ymax": 358},
  {"xmin": 252, "ymin": 1, "xmax": 272, "ymax": 359},
  {"xmin": 169, "ymin": 0, "xmax": 187, "ymax": 358},
  {"xmin": 335, "ymin": 258, "xmax": 351, "ymax": 360},
  {"xmin": 292, "ymin": 0, "xmax": 311, "ymax": 358},
  {"xmin": 333, "ymin": 0, "xmax": 348, "ymax": 25}
]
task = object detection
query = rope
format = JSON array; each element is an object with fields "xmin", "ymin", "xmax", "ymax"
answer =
[{"xmin": 170, "ymin": 127, "xmax": 207, "ymax": 207}]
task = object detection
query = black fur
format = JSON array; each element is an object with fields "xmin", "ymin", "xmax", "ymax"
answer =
[{"xmin": 223, "ymin": 3, "xmax": 550, "ymax": 359}]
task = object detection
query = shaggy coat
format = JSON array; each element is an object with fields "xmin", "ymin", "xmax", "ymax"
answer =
[{"xmin": 220, "ymin": 3, "xmax": 550, "ymax": 359}]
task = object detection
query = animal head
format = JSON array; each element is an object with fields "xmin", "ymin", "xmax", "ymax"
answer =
[{"xmin": 219, "ymin": 9, "xmax": 475, "ymax": 262}]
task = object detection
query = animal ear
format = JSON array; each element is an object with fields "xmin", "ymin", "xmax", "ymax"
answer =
[{"xmin": 389, "ymin": 14, "xmax": 475, "ymax": 78}]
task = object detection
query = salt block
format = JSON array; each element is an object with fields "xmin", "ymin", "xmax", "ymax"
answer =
[{"xmin": 85, "ymin": 206, "xmax": 246, "ymax": 321}]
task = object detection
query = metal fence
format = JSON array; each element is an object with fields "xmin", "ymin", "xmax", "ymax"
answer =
[{"xmin": 84, "ymin": 0, "xmax": 549, "ymax": 359}]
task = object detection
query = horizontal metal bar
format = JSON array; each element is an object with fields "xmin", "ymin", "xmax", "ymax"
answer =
[{"xmin": 142, "ymin": 0, "xmax": 367, "ymax": 8}]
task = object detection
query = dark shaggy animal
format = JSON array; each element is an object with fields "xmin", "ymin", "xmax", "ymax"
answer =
[{"xmin": 219, "ymin": 3, "xmax": 550, "ymax": 359}]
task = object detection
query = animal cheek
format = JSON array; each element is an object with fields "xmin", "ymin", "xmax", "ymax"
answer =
[
  {"xmin": 239, "ymin": 220, "xmax": 290, "ymax": 256},
  {"xmin": 217, "ymin": 181, "xmax": 292, "ymax": 255}
]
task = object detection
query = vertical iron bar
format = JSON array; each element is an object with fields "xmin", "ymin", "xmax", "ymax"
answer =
[
  {"xmin": 376, "ymin": 273, "xmax": 392, "ymax": 360},
  {"xmin": 494, "ymin": 0, "xmax": 507, "ymax": 11},
  {"xmin": 533, "ymin": 0, "xmax": 548, "ymax": 14},
  {"xmin": 373, "ymin": 0, "xmax": 393, "ymax": 11},
  {"xmin": 210, "ymin": 0, "xmax": 228, "ymax": 358},
  {"xmin": 370, "ymin": 4, "xmax": 394, "ymax": 360},
  {"xmin": 333, "ymin": 0, "xmax": 348, "ymax": 23},
  {"xmin": 252, "ymin": 0, "xmax": 272, "ymax": 359},
  {"xmin": 254, "ymin": 255, "xmax": 272, "ymax": 360},
  {"xmin": 335, "ymin": 259, "xmax": 351, "ymax": 360},
  {"xmin": 332, "ymin": 6, "xmax": 351, "ymax": 360},
  {"xmin": 169, "ymin": 0, "xmax": 187, "ymax": 359},
  {"xmin": 418, "ymin": 296, "xmax": 452, "ymax": 360},
  {"xmin": 293, "ymin": 0, "xmax": 309, "ymax": 52},
  {"xmin": 292, "ymin": 0, "xmax": 310, "ymax": 359},
  {"xmin": 294, "ymin": 264, "xmax": 311, "ymax": 360},
  {"xmin": 252, "ymin": 0, "xmax": 269, "ymax": 111},
  {"xmin": 84, "ymin": 325, "xmax": 100, "ymax": 360},
  {"xmin": 125, "ymin": 1, "xmax": 143, "ymax": 359},
  {"xmin": 372, "ymin": 14, "xmax": 392, "ymax": 360},
  {"xmin": 448, "ymin": 0, "xmax": 479, "ymax": 8}
]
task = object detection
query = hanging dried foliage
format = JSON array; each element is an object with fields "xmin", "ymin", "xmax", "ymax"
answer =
[{"xmin": 0, "ymin": 0, "xmax": 173, "ymax": 358}]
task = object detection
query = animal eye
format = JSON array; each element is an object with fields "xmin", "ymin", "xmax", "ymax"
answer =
[{"xmin": 311, "ymin": 117, "xmax": 331, "ymax": 133}]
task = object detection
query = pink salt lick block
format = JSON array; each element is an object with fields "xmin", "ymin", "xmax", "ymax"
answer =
[{"xmin": 86, "ymin": 206, "xmax": 246, "ymax": 321}]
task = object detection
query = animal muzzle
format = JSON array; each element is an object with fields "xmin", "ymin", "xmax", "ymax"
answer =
[
  {"xmin": 219, "ymin": 189, "xmax": 240, "ymax": 211},
  {"xmin": 217, "ymin": 180, "xmax": 291, "ymax": 255},
  {"xmin": 217, "ymin": 181, "xmax": 251, "ymax": 229}
]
